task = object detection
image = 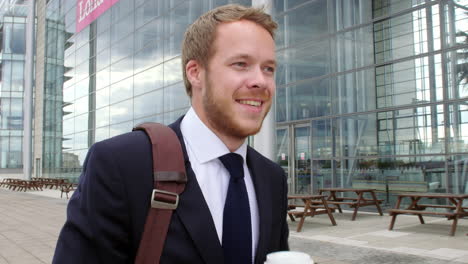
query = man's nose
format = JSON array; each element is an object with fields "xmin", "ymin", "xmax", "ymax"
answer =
[{"xmin": 247, "ymin": 66, "xmax": 268, "ymax": 89}]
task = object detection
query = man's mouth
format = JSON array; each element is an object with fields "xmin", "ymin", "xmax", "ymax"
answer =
[{"xmin": 237, "ymin": 100, "xmax": 262, "ymax": 107}]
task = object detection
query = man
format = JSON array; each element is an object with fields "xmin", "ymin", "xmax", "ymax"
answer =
[{"xmin": 53, "ymin": 4, "xmax": 289, "ymax": 264}]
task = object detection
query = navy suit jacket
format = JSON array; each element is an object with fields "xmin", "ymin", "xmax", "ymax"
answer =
[{"xmin": 53, "ymin": 117, "xmax": 289, "ymax": 264}]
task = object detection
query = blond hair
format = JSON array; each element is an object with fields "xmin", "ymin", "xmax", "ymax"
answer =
[{"xmin": 181, "ymin": 4, "xmax": 277, "ymax": 97}]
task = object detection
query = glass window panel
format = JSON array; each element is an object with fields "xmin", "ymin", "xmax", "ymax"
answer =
[
  {"xmin": 62, "ymin": 134, "xmax": 74, "ymax": 150},
  {"xmin": 96, "ymin": 67, "xmax": 110, "ymax": 90},
  {"xmin": 163, "ymin": 32, "xmax": 183, "ymax": 61},
  {"xmin": 377, "ymin": 106, "xmax": 445, "ymax": 156},
  {"xmin": 111, "ymin": 12, "xmax": 134, "ymax": 43},
  {"xmin": 288, "ymin": 78, "xmax": 331, "ymax": 121},
  {"xmin": 447, "ymin": 48, "xmax": 468, "ymax": 99},
  {"xmin": 75, "ymin": 60, "xmax": 90, "ymax": 82},
  {"xmin": 9, "ymin": 98, "xmax": 23, "ymax": 129},
  {"xmin": 276, "ymin": 40, "xmax": 329, "ymax": 87},
  {"xmin": 110, "ymin": 99, "xmax": 133, "ymax": 124},
  {"xmin": 276, "ymin": 86, "xmax": 287, "ymax": 122},
  {"xmin": 12, "ymin": 23, "xmax": 25, "ymax": 54},
  {"xmin": 111, "ymin": 55, "xmax": 133, "ymax": 84},
  {"xmin": 163, "ymin": 82, "xmax": 189, "ymax": 112},
  {"xmin": 63, "ymin": 102, "xmax": 75, "ymax": 119},
  {"xmin": 135, "ymin": 0, "xmax": 163, "ymax": 29},
  {"xmin": 163, "ymin": 108, "xmax": 188, "ymax": 125},
  {"xmin": 96, "ymin": 86, "xmax": 110, "ymax": 109},
  {"xmin": 75, "ymin": 113, "xmax": 90, "ymax": 132},
  {"xmin": 75, "ymin": 26, "xmax": 90, "ymax": 49},
  {"xmin": 75, "ymin": 43, "xmax": 90, "ymax": 66},
  {"xmin": 134, "ymin": 40, "xmax": 163, "ymax": 73},
  {"xmin": 276, "ymin": 128, "xmax": 289, "ymax": 175},
  {"xmin": 63, "ymin": 86, "xmax": 75, "ymax": 103},
  {"xmin": 163, "ymin": 58, "xmax": 182, "ymax": 86},
  {"xmin": 373, "ymin": 0, "xmax": 430, "ymax": 19},
  {"xmin": 376, "ymin": 55, "xmax": 442, "ymax": 108},
  {"xmin": 333, "ymin": 25, "xmax": 374, "ymax": 72},
  {"xmin": 279, "ymin": 1, "xmax": 328, "ymax": 46},
  {"xmin": 311, "ymin": 119, "xmax": 333, "ymax": 158},
  {"xmin": 96, "ymin": 29, "xmax": 110, "ymax": 53},
  {"xmin": 95, "ymin": 126, "xmax": 109, "ymax": 142},
  {"xmin": 449, "ymin": 154, "xmax": 468, "ymax": 194},
  {"xmin": 445, "ymin": 1, "xmax": 468, "ymax": 48},
  {"xmin": 1, "ymin": 61, "xmax": 11, "ymax": 91},
  {"xmin": 63, "ymin": 118, "xmax": 74, "ymax": 135},
  {"xmin": 163, "ymin": 1, "xmax": 190, "ymax": 37},
  {"xmin": 2, "ymin": 23, "xmax": 12, "ymax": 53},
  {"xmin": 373, "ymin": 9, "xmax": 433, "ymax": 64},
  {"xmin": 96, "ymin": 48, "xmax": 111, "ymax": 71},
  {"xmin": 135, "ymin": 17, "xmax": 164, "ymax": 51},
  {"xmin": 11, "ymin": 61, "xmax": 24, "ymax": 91},
  {"xmin": 75, "ymin": 77, "xmax": 90, "ymax": 99},
  {"xmin": 110, "ymin": 120, "xmax": 133, "ymax": 137},
  {"xmin": 134, "ymin": 65, "xmax": 163, "ymax": 96},
  {"xmin": 448, "ymin": 102, "xmax": 468, "ymax": 153},
  {"xmin": 134, "ymin": 114, "xmax": 164, "ymax": 125},
  {"xmin": 74, "ymin": 131, "xmax": 89, "ymax": 150},
  {"xmin": 110, "ymin": 77, "xmax": 133, "ymax": 104},
  {"xmin": 111, "ymin": 0, "xmax": 135, "ymax": 23},
  {"xmin": 96, "ymin": 106, "xmax": 110, "ymax": 127},
  {"xmin": 333, "ymin": 68, "xmax": 376, "ymax": 114},
  {"xmin": 75, "ymin": 96, "xmax": 89, "ymax": 115},
  {"xmin": 111, "ymin": 34, "xmax": 134, "ymax": 64},
  {"xmin": 134, "ymin": 89, "xmax": 163, "ymax": 119},
  {"xmin": 97, "ymin": 7, "xmax": 111, "ymax": 33}
]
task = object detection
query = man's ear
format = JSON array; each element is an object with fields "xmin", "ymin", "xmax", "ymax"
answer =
[{"xmin": 186, "ymin": 60, "xmax": 203, "ymax": 91}]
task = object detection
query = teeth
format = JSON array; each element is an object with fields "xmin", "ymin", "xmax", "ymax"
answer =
[{"xmin": 239, "ymin": 100, "xmax": 261, "ymax": 107}]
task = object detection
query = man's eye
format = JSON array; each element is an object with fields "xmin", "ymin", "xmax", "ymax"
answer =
[
  {"xmin": 264, "ymin": 66, "xmax": 275, "ymax": 73},
  {"xmin": 233, "ymin": 62, "xmax": 247, "ymax": 68}
]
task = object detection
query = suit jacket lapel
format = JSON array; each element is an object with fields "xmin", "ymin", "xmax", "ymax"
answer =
[
  {"xmin": 169, "ymin": 117, "xmax": 224, "ymax": 264},
  {"xmin": 247, "ymin": 147, "xmax": 272, "ymax": 264}
]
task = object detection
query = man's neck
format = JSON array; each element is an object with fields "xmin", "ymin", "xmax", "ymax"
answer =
[{"xmin": 191, "ymin": 106, "xmax": 245, "ymax": 152}]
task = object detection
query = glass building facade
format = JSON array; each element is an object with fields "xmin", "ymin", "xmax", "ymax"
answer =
[
  {"xmin": 273, "ymin": 0, "xmax": 468, "ymax": 204},
  {"xmin": 0, "ymin": 0, "xmax": 28, "ymax": 173},
  {"xmin": 2, "ymin": 0, "xmax": 463, "ymax": 208}
]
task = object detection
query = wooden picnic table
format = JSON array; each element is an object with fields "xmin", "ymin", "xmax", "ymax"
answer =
[
  {"xmin": 388, "ymin": 192, "xmax": 468, "ymax": 236},
  {"xmin": 319, "ymin": 188, "xmax": 384, "ymax": 221},
  {"xmin": 287, "ymin": 194, "xmax": 337, "ymax": 232}
]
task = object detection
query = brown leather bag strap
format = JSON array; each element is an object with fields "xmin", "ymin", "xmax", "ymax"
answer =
[{"xmin": 133, "ymin": 123, "xmax": 187, "ymax": 264}]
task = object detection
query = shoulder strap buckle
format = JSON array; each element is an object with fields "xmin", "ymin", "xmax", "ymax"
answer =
[{"xmin": 151, "ymin": 189, "xmax": 179, "ymax": 210}]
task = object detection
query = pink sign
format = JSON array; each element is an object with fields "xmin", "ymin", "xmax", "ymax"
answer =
[{"xmin": 76, "ymin": 0, "xmax": 120, "ymax": 33}]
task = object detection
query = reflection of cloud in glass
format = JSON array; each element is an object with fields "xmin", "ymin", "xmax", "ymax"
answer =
[
  {"xmin": 164, "ymin": 58, "xmax": 182, "ymax": 86},
  {"xmin": 134, "ymin": 89, "xmax": 163, "ymax": 119},
  {"xmin": 109, "ymin": 120, "xmax": 133, "ymax": 137},
  {"xmin": 111, "ymin": 56, "xmax": 133, "ymax": 84},
  {"xmin": 134, "ymin": 65, "xmax": 163, "ymax": 96},
  {"xmin": 110, "ymin": 99, "xmax": 133, "ymax": 124}
]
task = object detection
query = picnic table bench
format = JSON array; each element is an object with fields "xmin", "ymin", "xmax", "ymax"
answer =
[
  {"xmin": 319, "ymin": 188, "xmax": 384, "ymax": 220},
  {"xmin": 287, "ymin": 194, "xmax": 337, "ymax": 232},
  {"xmin": 388, "ymin": 192, "xmax": 468, "ymax": 236}
]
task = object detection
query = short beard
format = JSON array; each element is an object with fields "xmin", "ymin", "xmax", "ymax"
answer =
[{"xmin": 202, "ymin": 74, "xmax": 267, "ymax": 140}]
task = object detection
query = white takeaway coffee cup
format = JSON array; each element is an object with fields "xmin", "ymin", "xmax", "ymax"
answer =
[{"xmin": 264, "ymin": 251, "xmax": 314, "ymax": 264}]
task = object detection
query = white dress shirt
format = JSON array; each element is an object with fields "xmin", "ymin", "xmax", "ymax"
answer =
[{"xmin": 180, "ymin": 107, "xmax": 259, "ymax": 262}]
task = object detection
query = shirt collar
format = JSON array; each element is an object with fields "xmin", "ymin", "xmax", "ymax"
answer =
[{"xmin": 180, "ymin": 107, "xmax": 247, "ymax": 164}]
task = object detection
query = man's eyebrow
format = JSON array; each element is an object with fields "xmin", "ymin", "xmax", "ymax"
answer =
[{"xmin": 228, "ymin": 54, "xmax": 277, "ymax": 65}]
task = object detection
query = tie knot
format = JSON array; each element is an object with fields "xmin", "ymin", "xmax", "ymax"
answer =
[{"xmin": 219, "ymin": 153, "xmax": 244, "ymax": 180}]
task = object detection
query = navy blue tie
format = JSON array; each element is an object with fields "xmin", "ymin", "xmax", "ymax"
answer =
[{"xmin": 219, "ymin": 153, "xmax": 252, "ymax": 264}]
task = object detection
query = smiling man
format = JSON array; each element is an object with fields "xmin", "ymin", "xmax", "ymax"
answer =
[{"xmin": 53, "ymin": 4, "xmax": 289, "ymax": 264}]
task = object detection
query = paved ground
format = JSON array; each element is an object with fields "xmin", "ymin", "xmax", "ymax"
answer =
[{"xmin": 0, "ymin": 188, "xmax": 467, "ymax": 264}]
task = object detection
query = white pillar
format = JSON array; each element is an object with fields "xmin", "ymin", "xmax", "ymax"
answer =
[
  {"xmin": 23, "ymin": 0, "xmax": 36, "ymax": 180},
  {"xmin": 252, "ymin": 0, "xmax": 276, "ymax": 162}
]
